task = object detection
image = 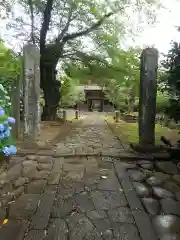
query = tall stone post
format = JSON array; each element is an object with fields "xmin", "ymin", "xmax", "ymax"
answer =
[
  {"xmin": 87, "ymin": 99, "xmax": 91, "ymax": 111},
  {"xmin": 23, "ymin": 44, "xmax": 40, "ymax": 143},
  {"xmin": 63, "ymin": 110, "xmax": 67, "ymax": 121},
  {"xmin": 115, "ymin": 110, "xmax": 120, "ymax": 123},
  {"xmin": 138, "ymin": 48, "xmax": 158, "ymax": 148},
  {"xmin": 100, "ymin": 99, "xmax": 104, "ymax": 112},
  {"xmin": 75, "ymin": 110, "xmax": 79, "ymax": 119}
]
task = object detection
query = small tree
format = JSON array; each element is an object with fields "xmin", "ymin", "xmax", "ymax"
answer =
[
  {"xmin": 161, "ymin": 40, "xmax": 180, "ymax": 121},
  {"xmin": 60, "ymin": 76, "xmax": 85, "ymax": 108},
  {"xmin": 0, "ymin": 40, "xmax": 20, "ymax": 91},
  {"xmin": 60, "ymin": 77, "xmax": 75, "ymax": 108},
  {"xmin": 156, "ymin": 90, "xmax": 170, "ymax": 114},
  {"xmin": 75, "ymin": 88, "xmax": 85, "ymax": 109}
]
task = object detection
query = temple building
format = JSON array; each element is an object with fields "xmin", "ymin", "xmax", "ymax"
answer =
[{"xmin": 76, "ymin": 84, "xmax": 113, "ymax": 112}]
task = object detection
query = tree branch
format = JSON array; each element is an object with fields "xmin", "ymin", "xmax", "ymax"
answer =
[
  {"xmin": 28, "ymin": 0, "xmax": 35, "ymax": 44},
  {"xmin": 62, "ymin": 51, "xmax": 77, "ymax": 57},
  {"xmin": 57, "ymin": 0, "xmax": 68, "ymax": 31},
  {"xmin": 63, "ymin": 50, "xmax": 129, "ymax": 77},
  {"xmin": 65, "ymin": 56, "xmax": 82, "ymax": 62},
  {"xmin": 75, "ymin": 51, "xmax": 129, "ymax": 75},
  {"xmin": 40, "ymin": 0, "xmax": 54, "ymax": 51},
  {"xmin": 63, "ymin": 12, "xmax": 114, "ymax": 42},
  {"xmin": 56, "ymin": 3, "xmax": 73, "ymax": 42}
]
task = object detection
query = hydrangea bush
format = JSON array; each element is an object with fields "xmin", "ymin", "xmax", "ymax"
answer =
[
  {"xmin": 0, "ymin": 107, "xmax": 17, "ymax": 158},
  {"xmin": 0, "ymin": 84, "xmax": 11, "ymax": 114}
]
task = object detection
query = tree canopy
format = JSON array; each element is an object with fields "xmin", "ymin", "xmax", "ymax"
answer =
[
  {"xmin": 60, "ymin": 76, "xmax": 85, "ymax": 108},
  {"xmin": 63, "ymin": 46, "xmax": 141, "ymax": 111},
  {"xmin": 160, "ymin": 40, "xmax": 180, "ymax": 121},
  {"xmin": 1, "ymin": 0, "xmax": 161, "ymax": 119},
  {"xmin": 0, "ymin": 40, "xmax": 20, "ymax": 91}
]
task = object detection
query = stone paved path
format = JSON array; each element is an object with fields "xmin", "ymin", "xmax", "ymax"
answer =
[
  {"xmin": 54, "ymin": 112, "xmax": 124, "ymax": 156},
  {"xmin": 0, "ymin": 113, "xmax": 180, "ymax": 239}
]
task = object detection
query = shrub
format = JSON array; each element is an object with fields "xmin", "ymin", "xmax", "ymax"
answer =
[
  {"xmin": 165, "ymin": 99, "xmax": 180, "ymax": 123},
  {"xmin": 0, "ymin": 107, "xmax": 17, "ymax": 157},
  {"xmin": 0, "ymin": 84, "xmax": 11, "ymax": 114},
  {"xmin": 156, "ymin": 91, "xmax": 170, "ymax": 114},
  {"xmin": 133, "ymin": 97, "xmax": 139, "ymax": 111},
  {"xmin": 168, "ymin": 119, "xmax": 177, "ymax": 129},
  {"xmin": 132, "ymin": 91, "xmax": 170, "ymax": 114}
]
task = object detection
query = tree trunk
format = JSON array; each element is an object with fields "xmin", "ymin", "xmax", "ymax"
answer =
[{"xmin": 40, "ymin": 59, "xmax": 61, "ymax": 121}]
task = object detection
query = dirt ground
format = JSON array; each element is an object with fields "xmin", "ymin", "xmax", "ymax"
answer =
[{"xmin": 16, "ymin": 119, "xmax": 80, "ymax": 150}]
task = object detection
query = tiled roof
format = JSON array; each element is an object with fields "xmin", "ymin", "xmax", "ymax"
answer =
[{"xmin": 76, "ymin": 84, "xmax": 104, "ymax": 90}]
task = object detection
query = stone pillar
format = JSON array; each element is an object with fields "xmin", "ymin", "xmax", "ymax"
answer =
[
  {"xmin": 63, "ymin": 110, "xmax": 67, "ymax": 121},
  {"xmin": 75, "ymin": 110, "xmax": 79, "ymax": 119},
  {"xmin": 115, "ymin": 111, "xmax": 120, "ymax": 122},
  {"xmin": 87, "ymin": 99, "xmax": 91, "ymax": 111},
  {"xmin": 23, "ymin": 44, "xmax": 40, "ymax": 142},
  {"xmin": 139, "ymin": 48, "xmax": 158, "ymax": 147},
  {"xmin": 100, "ymin": 99, "xmax": 104, "ymax": 112}
]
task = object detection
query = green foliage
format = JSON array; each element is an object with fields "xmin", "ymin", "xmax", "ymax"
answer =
[
  {"xmin": 161, "ymin": 40, "xmax": 180, "ymax": 121},
  {"xmin": 65, "ymin": 47, "xmax": 141, "ymax": 112},
  {"xmin": 133, "ymin": 97, "xmax": 139, "ymax": 111},
  {"xmin": 163, "ymin": 41, "xmax": 180, "ymax": 96},
  {"xmin": 64, "ymin": 47, "xmax": 140, "ymax": 86},
  {"xmin": 106, "ymin": 116, "xmax": 178, "ymax": 145},
  {"xmin": 156, "ymin": 90, "xmax": 170, "ymax": 114},
  {"xmin": 60, "ymin": 76, "xmax": 85, "ymax": 108},
  {"xmin": 0, "ymin": 40, "xmax": 20, "ymax": 92},
  {"xmin": 0, "ymin": 84, "xmax": 11, "ymax": 113},
  {"xmin": 0, "ymin": 40, "xmax": 21, "ymax": 116},
  {"xmin": 104, "ymin": 79, "xmax": 128, "ymax": 111},
  {"xmin": 2, "ymin": 0, "xmax": 160, "ymax": 118},
  {"xmin": 5, "ymin": 0, "xmax": 160, "ymax": 67},
  {"xmin": 76, "ymin": 88, "xmax": 85, "ymax": 103}
]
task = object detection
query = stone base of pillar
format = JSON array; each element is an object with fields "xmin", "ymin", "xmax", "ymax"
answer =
[{"xmin": 130, "ymin": 143, "xmax": 163, "ymax": 153}]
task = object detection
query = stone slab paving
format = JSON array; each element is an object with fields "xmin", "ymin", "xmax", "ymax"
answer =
[
  {"xmin": 54, "ymin": 112, "xmax": 124, "ymax": 156},
  {"xmin": 0, "ymin": 114, "xmax": 180, "ymax": 239}
]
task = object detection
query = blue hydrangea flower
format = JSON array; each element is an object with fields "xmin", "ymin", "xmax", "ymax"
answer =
[
  {"xmin": 0, "ymin": 124, "xmax": 5, "ymax": 132},
  {"xmin": 2, "ymin": 146, "xmax": 10, "ymax": 156},
  {"xmin": 4, "ymin": 128, "xmax": 10, "ymax": 138},
  {"xmin": 7, "ymin": 117, "xmax": 15, "ymax": 125},
  {"xmin": 2, "ymin": 145, "xmax": 17, "ymax": 156},
  {"xmin": 9, "ymin": 145, "xmax": 17, "ymax": 155},
  {"xmin": 0, "ymin": 133, "xmax": 5, "ymax": 140},
  {"xmin": 0, "ymin": 108, "xmax": 5, "ymax": 116}
]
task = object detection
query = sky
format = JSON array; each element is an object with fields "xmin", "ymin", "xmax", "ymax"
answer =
[
  {"xmin": 132, "ymin": 0, "xmax": 180, "ymax": 55},
  {"xmin": 0, "ymin": 0, "xmax": 180, "ymax": 57}
]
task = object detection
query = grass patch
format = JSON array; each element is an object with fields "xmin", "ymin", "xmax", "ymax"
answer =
[{"xmin": 105, "ymin": 116, "xmax": 180, "ymax": 145}]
